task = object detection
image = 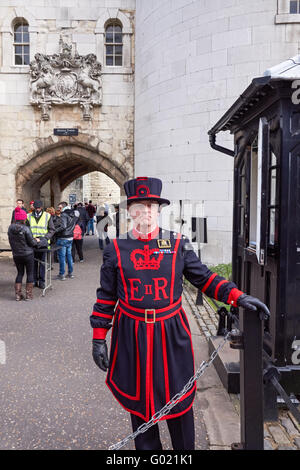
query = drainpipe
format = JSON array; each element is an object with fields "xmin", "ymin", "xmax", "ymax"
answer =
[{"xmin": 209, "ymin": 133, "xmax": 235, "ymax": 157}]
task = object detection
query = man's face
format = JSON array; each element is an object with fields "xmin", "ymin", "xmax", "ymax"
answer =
[
  {"xmin": 58, "ymin": 204, "xmax": 63, "ymax": 212},
  {"xmin": 128, "ymin": 200, "xmax": 160, "ymax": 227},
  {"xmin": 35, "ymin": 207, "xmax": 42, "ymax": 213},
  {"xmin": 16, "ymin": 200, "xmax": 23, "ymax": 208}
]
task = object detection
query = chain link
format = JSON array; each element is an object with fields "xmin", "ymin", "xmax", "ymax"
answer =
[{"xmin": 108, "ymin": 331, "xmax": 231, "ymax": 450}]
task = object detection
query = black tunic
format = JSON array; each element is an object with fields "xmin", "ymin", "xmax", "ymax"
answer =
[{"xmin": 90, "ymin": 227, "xmax": 243, "ymax": 422}]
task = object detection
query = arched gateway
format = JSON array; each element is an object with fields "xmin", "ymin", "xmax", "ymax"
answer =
[{"xmin": 15, "ymin": 134, "xmax": 132, "ymax": 207}]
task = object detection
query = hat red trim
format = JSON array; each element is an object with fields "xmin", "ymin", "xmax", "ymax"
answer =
[{"xmin": 127, "ymin": 194, "xmax": 161, "ymax": 200}]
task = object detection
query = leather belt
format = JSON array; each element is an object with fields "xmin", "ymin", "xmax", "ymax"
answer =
[{"xmin": 118, "ymin": 297, "xmax": 182, "ymax": 323}]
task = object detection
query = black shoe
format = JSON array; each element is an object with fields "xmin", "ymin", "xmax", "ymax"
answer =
[
  {"xmin": 34, "ymin": 281, "xmax": 39, "ymax": 288},
  {"xmin": 39, "ymin": 282, "xmax": 45, "ymax": 289}
]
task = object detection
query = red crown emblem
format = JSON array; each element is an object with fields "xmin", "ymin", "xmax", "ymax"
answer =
[{"xmin": 130, "ymin": 245, "xmax": 163, "ymax": 270}]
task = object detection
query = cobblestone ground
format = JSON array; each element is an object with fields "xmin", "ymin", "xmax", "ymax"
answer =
[
  {"xmin": 184, "ymin": 286, "xmax": 300, "ymax": 450},
  {"xmin": 0, "ymin": 236, "xmax": 208, "ymax": 450}
]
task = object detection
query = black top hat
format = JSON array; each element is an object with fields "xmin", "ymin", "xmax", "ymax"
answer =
[
  {"xmin": 123, "ymin": 177, "xmax": 170, "ymax": 207},
  {"xmin": 33, "ymin": 200, "xmax": 43, "ymax": 209}
]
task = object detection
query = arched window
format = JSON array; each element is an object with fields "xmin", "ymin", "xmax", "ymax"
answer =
[
  {"xmin": 105, "ymin": 22, "xmax": 123, "ymax": 66},
  {"xmin": 13, "ymin": 20, "xmax": 30, "ymax": 65}
]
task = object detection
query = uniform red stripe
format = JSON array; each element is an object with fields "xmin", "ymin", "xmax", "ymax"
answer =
[
  {"xmin": 146, "ymin": 323, "xmax": 152, "ymax": 422},
  {"xmin": 96, "ymin": 299, "xmax": 116, "ymax": 305},
  {"xmin": 118, "ymin": 306, "xmax": 181, "ymax": 322},
  {"xmin": 170, "ymin": 233, "xmax": 181, "ymax": 304},
  {"xmin": 92, "ymin": 311, "xmax": 113, "ymax": 319},
  {"xmin": 214, "ymin": 280, "xmax": 228, "ymax": 300},
  {"xmin": 149, "ymin": 324, "xmax": 155, "ymax": 418},
  {"xmin": 227, "ymin": 288, "xmax": 244, "ymax": 306},
  {"xmin": 119, "ymin": 297, "xmax": 181, "ymax": 313},
  {"xmin": 128, "ymin": 194, "xmax": 160, "ymax": 199},
  {"xmin": 93, "ymin": 328, "xmax": 108, "ymax": 340},
  {"xmin": 113, "ymin": 239, "xmax": 129, "ymax": 303},
  {"xmin": 161, "ymin": 322, "xmax": 170, "ymax": 404},
  {"xmin": 202, "ymin": 272, "xmax": 218, "ymax": 294}
]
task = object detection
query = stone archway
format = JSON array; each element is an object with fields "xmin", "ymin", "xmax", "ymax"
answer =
[{"xmin": 15, "ymin": 134, "xmax": 133, "ymax": 206}]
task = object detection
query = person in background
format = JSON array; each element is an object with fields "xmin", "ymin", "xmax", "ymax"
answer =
[
  {"xmin": 28, "ymin": 201, "xmax": 34, "ymax": 214},
  {"xmin": 76, "ymin": 202, "xmax": 89, "ymax": 236},
  {"xmin": 8, "ymin": 207, "xmax": 39, "ymax": 300},
  {"xmin": 72, "ymin": 222, "xmax": 84, "ymax": 262},
  {"xmin": 55, "ymin": 202, "xmax": 78, "ymax": 280},
  {"xmin": 52, "ymin": 209, "xmax": 62, "ymax": 263},
  {"xmin": 46, "ymin": 207, "xmax": 61, "ymax": 265},
  {"xmin": 11, "ymin": 199, "xmax": 27, "ymax": 224},
  {"xmin": 96, "ymin": 207, "xmax": 112, "ymax": 250},
  {"xmin": 27, "ymin": 200, "xmax": 55, "ymax": 289},
  {"xmin": 113, "ymin": 204, "xmax": 120, "ymax": 238},
  {"xmin": 86, "ymin": 200, "xmax": 96, "ymax": 236}
]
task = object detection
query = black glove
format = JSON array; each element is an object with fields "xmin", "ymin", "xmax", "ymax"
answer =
[
  {"xmin": 237, "ymin": 294, "xmax": 270, "ymax": 319},
  {"xmin": 37, "ymin": 237, "xmax": 49, "ymax": 249},
  {"xmin": 92, "ymin": 339, "xmax": 109, "ymax": 372}
]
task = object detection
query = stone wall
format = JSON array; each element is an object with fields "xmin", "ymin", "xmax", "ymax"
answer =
[
  {"xmin": 135, "ymin": 0, "xmax": 300, "ymax": 264},
  {"xmin": 0, "ymin": 1, "xmax": 135, "ymax": 246}
]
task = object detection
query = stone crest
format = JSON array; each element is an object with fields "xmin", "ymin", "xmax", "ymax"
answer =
[{"xmin": 29, "ymin": 37, "xmax": 102, "ymax": 121}]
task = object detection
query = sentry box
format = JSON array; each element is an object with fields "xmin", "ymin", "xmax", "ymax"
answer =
[{"xmin": 208, "ymin": 56, "xmax": 300, "ymax": 395}]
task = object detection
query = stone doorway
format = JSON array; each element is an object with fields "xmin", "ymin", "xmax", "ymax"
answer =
[{"xmin": 15, "ymin": 137, "xmax": 131, "ymax": 209}]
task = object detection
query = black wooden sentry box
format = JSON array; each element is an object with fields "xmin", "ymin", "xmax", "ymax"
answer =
[{"xmin": 208, "ymin": 57, "xmax": 300, "ymax": 393}]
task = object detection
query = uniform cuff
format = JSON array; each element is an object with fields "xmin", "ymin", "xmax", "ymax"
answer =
[
  {"xmin": 227, "ymin": 288, "xmax": 244, "ymax": 307},
  {"xmin": 93, "ymin": 328, "xmax": 108, "ymax": 340}
]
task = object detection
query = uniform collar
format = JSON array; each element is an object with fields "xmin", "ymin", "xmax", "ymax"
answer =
[{"xmin": 132, "ymin": 225, "xmax": 159, "ymax": 241}]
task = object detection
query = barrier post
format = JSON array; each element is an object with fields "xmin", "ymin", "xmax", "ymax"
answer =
[{"xmin": 231, "ymin": 308, "xmax": 264, "ymax": 450}]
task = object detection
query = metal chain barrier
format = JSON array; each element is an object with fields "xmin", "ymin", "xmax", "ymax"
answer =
[{"xmin": 108, "ymin": 331, "xmax": 231, "ymax": 450}]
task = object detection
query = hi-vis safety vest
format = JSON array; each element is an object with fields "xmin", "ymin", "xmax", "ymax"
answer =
[{"xmin": 27, "ymin": 211, "xmax": 50, "ymax": 247}]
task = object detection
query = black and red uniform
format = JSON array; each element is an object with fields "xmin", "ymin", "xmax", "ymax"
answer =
[{"xmin": 90, "ymin": 225, "xmax": 243, "ymax": 425}]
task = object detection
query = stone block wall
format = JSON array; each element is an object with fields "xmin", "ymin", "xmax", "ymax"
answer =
[{"xmin": 135, "ymin": 0, "xmax": 300, "ymax": 265}]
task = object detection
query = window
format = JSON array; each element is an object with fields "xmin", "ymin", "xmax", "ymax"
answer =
[
  {"xmin": 14, "ymin": 20, "xmax": 30, "ymax": 65},
  {"xmin": 249, "ymin": 136, "xmax": 258, "ymax": 248},
  {"xmin": 105, "ymin": 22, "xmax": 123, "ymax": 66},
  {"xmin": 290, "ymin": 0, "xmax": 300, "ymax": 13},
  {"xmin": 238, "ymin": 162, "xmax": 246, "ymax": 237},
  {"xmin": 276, "ymin": 0, "xmax": 300, "ymax": 23},
  {"xmin": 268, "ymin": 151, "xmax": 279, "ymax": 246}
]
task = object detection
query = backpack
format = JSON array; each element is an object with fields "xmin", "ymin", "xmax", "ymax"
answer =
[{"xmin": 73, "ymin": 224, "xmax": 82, "ymax": 240}]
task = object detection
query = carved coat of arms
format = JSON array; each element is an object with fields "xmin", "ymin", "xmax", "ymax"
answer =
[{"xmin": 29, "ymin": 37, "xmax": 102, "ymax": 121}]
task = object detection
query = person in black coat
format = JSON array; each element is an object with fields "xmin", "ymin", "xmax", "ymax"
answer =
[
  {"xmin": 113, "ymin": 204, "xmax": 120, "ymax": 238},
  {"xmin": 55, "ymin": 202, "xmax": 79, "ymax": 280},
  {"xmin": 8, "ymin": 207, "xmax": 39, "ymax": 300},
  {"xmin": 75, "ymin": 203, "xmax": 89, "ymax": 236}
]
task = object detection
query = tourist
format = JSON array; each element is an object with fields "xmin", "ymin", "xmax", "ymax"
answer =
[
  {"xmin": 55, "ymin": 202, "xmax": 78, "ymax": 280},
  {"xmin": 96, "ymin": 207, "xmax": 111, "ymax": 250},
  {"xmin": 8, "ymin": 207, "xmax": 39, "ymax": 300},
  {"xmin": 11, "ymin": 199, "xmax": 27, "ymax": 224},
  {"xmin": 86, "ymin": 200, "xmax": 96, "ymax": 235},
  {"xmin": 27, "ymin": 200, "xmax": 55, "ymax": 289}
]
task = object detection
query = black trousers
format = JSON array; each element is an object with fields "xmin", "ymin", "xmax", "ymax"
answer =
[
  {"xmin": 13, "ymin": 254, "xmax": 35, "ymax": 283},
  {"xmin": 72, "ymin": 239, "xmax": 83, "ymax": 261},
  {"xmin": 130, "ymin": 407, "xmax": 195, "ymax": 450},
  {"xmin": 34, "ymin": 251, "xmax": 46, "ymax": 283}
]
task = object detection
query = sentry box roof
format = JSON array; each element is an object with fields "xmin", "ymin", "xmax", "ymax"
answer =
[{"xmin": 208, "ymin": 54, "xmax": 300, "ymax": 141}]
